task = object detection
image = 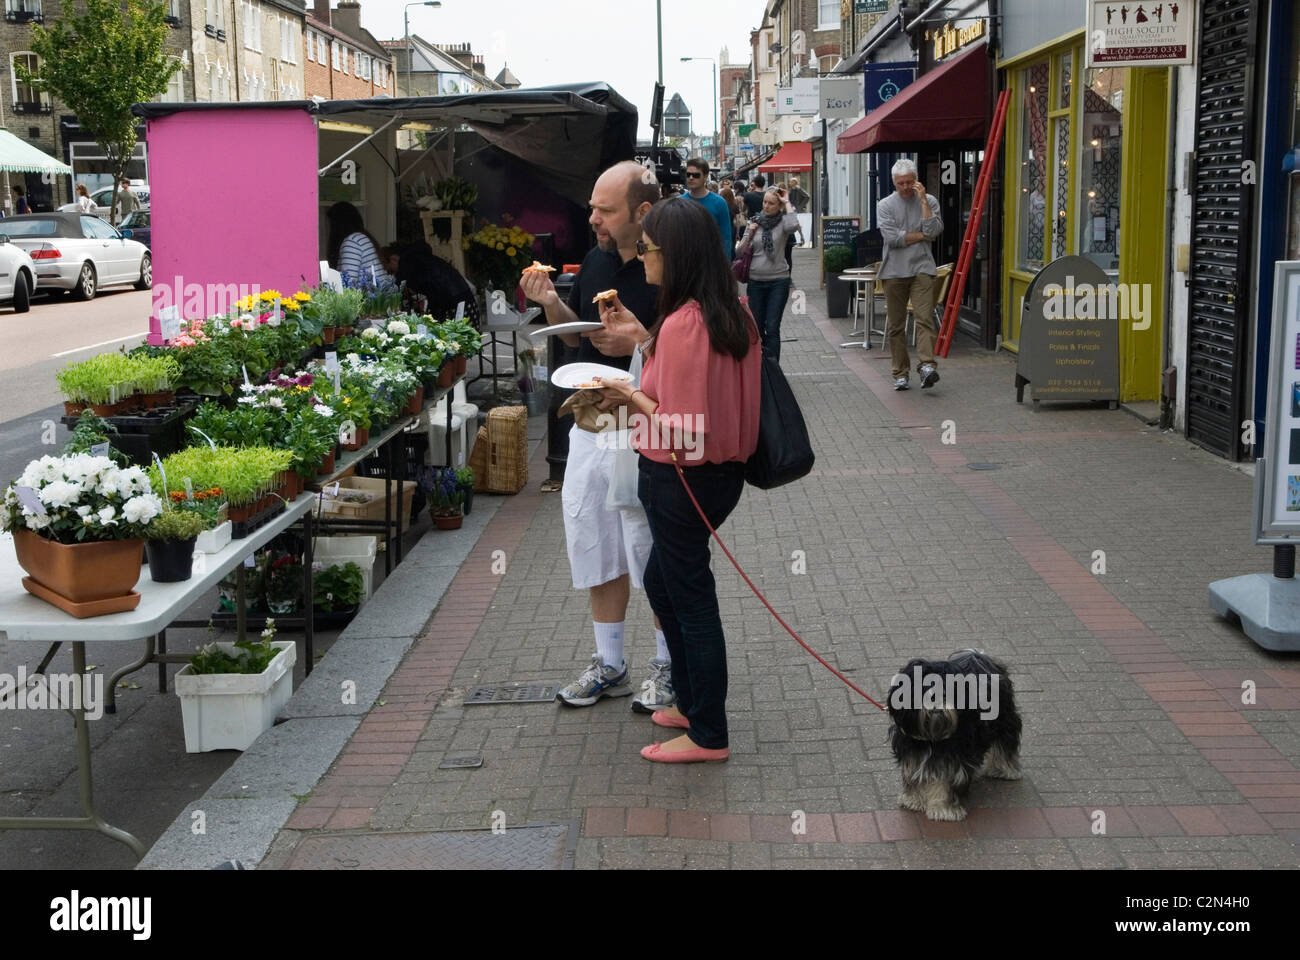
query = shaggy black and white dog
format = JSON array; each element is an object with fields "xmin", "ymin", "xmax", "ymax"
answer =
[{"xmin": 887, "ymin": 649, "xmax": 1023, "ymax": 821}]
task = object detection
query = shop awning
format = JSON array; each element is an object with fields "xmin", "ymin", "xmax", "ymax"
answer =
[
  {"xmin": 0, "ymin": 129, "xmax": 72, "ymax": 175},
  {"xmin": 735, "ymin": 148, "xmax": 776, "ymax": 175},
  {"xmin": 758, "ymin": 141, "xmax": 812, "ymax": 174},
  {"xmin": 837, "ymin": 43, "xmax": 990, "ymax": 154}
]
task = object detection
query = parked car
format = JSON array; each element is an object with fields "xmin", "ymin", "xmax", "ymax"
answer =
[
  {"xmin": 1, "ymin": 212, "xmax": 150, "ymax": 300},
  {"xmin": 0, "ymin": 233, "xmax": 36, "ymax": 312},
  {"xmin": 118, "ymin": 210, "xmax": 151, "ymax": 248},
  {"xmin": 58, "ymin": 181, "xmax": 150, "ymax": 220}
]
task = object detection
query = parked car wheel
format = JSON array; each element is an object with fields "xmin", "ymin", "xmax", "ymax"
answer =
[
  {"xmin": 11, "ymin": 270, "xmax": 30, "ymax": 313},
  {"xmin": 134, "ymin": 253, "xmax": 152, "ymax": 291},
  {"xmin": 73, "ymin": 262, "xmax": 96, "ymax": 301}
]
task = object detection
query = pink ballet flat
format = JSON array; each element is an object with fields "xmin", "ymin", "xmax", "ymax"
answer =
[
  {"xmin": 651, "ymin": 710, "xmax": 689, "ymax": 729},
  {"xmin": 640, "ymin": 742, "xmax": 730, "ymax": 763}
]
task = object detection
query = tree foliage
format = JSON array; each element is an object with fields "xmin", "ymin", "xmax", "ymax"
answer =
[{"xmin": 19, "ymin": 0, "xmax": 180, "ymax": 221}]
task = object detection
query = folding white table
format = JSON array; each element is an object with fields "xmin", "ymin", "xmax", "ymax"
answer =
[{"xmin": 0, "ymin": 495, "xmax": 315, "ymax": 859}]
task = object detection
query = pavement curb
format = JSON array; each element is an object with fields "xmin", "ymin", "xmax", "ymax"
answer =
[{"xmin": 136, "ymin": 437, "xmax": 534, "ymax": 870}]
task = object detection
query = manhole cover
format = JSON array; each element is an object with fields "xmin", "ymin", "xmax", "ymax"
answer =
[
  {"xmin": 439, "ymin": 755, "xmax": 483, "ymax": 769},
  {"xmin": 285, "ymin": 824, "xmax": 576, "ymax": 870},
  {"xmin": 967, "ymin": 463, "xmax": 1000, "ymax": 470},
  {"xmin": 464, "ymin": 683, "xmax": 558, "ymax": 705}
]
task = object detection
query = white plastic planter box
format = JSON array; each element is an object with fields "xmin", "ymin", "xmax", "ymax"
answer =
[
  {"xmin": 174, "ymin": 640, "xmax": 296, "ymax": 753},
  {"xmin": 312, "ymin": 536, "xmax": 378, "ymax": 602},
  {"xmin": 196, "ymin": 520, "xmax": 232, "ymax": 554}
]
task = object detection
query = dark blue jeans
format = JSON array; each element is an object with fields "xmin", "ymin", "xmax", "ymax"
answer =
[
  {"xmin": 746, "ymin": 276, "xmax": 792, "ymax": 362},
  {"xmin": 638, "ymin": 456, "xmax": 746, "ymax": 749}
]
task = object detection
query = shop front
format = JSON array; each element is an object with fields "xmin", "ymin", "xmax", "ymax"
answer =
[{"xmin": 999, "ymin": 1, "xmax": 1174, "ymax": 404}]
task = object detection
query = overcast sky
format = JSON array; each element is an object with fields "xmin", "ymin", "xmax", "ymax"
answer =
[{"xmin": 361, "ymin": 0, "xmax": 762, "ymax": 141}]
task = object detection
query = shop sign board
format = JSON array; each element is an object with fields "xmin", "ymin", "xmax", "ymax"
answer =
[
  {"xmin": 1256, "ymin": 262, "xmax": 1300, "ymax": 541},
  {"xmin": 820, "ymin": 77, "xmax": 862, "ymax": 120},
  {"xmin": 862, "ymin": 62, "xmax": 915, "ymax": 113},
  {"xmin": 777, "ymin": 79, "xmax": 820, "ymax": 115},
  {"xmin": 1086, "ymin": 0, "xmax": 1195, "ymax": 68},
  {"xmin": 932, "ymin": 17, "xmax": 986, "ymax": 60},
  {"xmin": 1014, "ymin": 256, "xmax": 1119, "ymax": 407},
  {"xmin": 856, "ymin": 0, "xmax": 888, "ymax": 12}
]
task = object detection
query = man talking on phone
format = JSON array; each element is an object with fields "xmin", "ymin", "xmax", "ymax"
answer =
[{"xmin": 877, "ymin": 158, "xmax": 943, "ymax": 390}]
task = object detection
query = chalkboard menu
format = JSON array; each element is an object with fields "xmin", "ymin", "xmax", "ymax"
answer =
[
  {"xmin": 820, "ymin": 216, "xmax": 860, "ymax": 281},
  {"xmin": 1014, "ymin": 255, "xmax": 1119, "ymax": 408}
]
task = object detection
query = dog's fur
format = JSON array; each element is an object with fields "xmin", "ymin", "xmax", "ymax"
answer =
[{"xmin": 887, "ymin": 650, "xmax": 1023, "ymax": 821}]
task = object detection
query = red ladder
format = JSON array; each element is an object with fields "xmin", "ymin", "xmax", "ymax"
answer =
[{"xmin": 935, "ymin": 88, "xmax": 1010, "ymax": 358}]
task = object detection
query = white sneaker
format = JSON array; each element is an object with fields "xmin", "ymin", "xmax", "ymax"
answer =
[
  {"xmin": 556, "ymin": 655, "xmax": 632, "ymax": 707},
  {"xmin": 893, "ymin": 376, "xmax": 909, "ymax": 390},
  {"xmin": 631, "ymin": 658, "xmax": 675, "ymax": 713},
  {"xmin": 920, "ymin": 364, "xmax": 940, "ymax": 389}
]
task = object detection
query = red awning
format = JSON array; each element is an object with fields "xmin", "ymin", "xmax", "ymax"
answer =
[
  {"xmin": 758, "ymin": 141, "xmax": 812, "ymax": 173},
  {"xmin": 837, "ymin": 43, "xmax": 990, "ymax": 154}
]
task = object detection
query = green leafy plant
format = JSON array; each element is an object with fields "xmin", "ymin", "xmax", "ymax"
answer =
[
  {"xmin": 434, "ymin": 176, "xmax": 478, "ymax": 212},
  {"xmin": 62, "ymin": 411, "xmax": 130, "ymax": 466},
  {"xmin": 189, "ymin": 619, "xmax": 283, "ymax": 674},
  {"xmin": 145, "ymin": 504, "xmax": 206, "ymax": 541},
  {"xmin": 149, "ymin": 446, "xmax": 293, "ymax": 507},
  {"xmin": 313, "ymin": 562, "xmax": 364, "ymax": 612},
  {"xmin": 823, "ymin": 245, "xmax": 854, "ymax": 275},
  {"xmin": 454, "ymin": 466, "xmax": 474, "ymax": 488}
]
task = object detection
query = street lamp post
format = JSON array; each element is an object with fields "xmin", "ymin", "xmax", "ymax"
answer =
[
  {"xmin": 404, "ymin": 1, "xmax": 442, "ymax": 97},
  {"xmin": 680, "ymin": 57, "xmax": 717, "ymax": 166}
]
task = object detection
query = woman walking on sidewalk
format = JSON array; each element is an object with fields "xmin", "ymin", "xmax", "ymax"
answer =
[
  {"xmin": 735, "ymin": 187, "xmax": 799, "ymax": 362},
  {"xmin": 597, "ymin": 199, "xmax": 762, "ymax": 763}
]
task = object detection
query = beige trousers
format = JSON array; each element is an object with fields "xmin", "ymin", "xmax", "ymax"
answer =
[{"xmin": 882, "ymin": 273, "xmax": 938, "ymax": 380}]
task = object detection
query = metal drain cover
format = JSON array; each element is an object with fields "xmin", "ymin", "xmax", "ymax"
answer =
[
  {"xmin": 285, "ymin": 824, "xmax": 577, "ymax": 870},
  {"xmin": 967, "ymin": 462, "xmax": 1000, "ymax": 470},
  {"xmin": 464, "ymin": 683, "xmax": 558, "ymax": 705},
  {"xmin": 439, "ymin": 755, "xmax": 483, "ymax": 769}
]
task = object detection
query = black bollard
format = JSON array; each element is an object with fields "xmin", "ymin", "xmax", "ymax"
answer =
[{"xmin": 1274, "ymin": 544, "xmax": 1295, "ymax": 580}]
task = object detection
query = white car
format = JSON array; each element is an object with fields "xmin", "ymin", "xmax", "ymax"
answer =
[
  {"xmin": 1, "ymin": 212, "xmax": 150, "ymax": 300},
  {"xmin": 59, "ymin": 182, "xmax": 150, "ymax": 220},
  {"xmin": 0, "ymin": 233, "xmax": 36, "ymax": 312}
]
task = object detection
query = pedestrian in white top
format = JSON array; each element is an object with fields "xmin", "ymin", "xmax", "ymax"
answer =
[
  {"xmin": 326, "ymin": 201, "xmax": 395, "ymax": 289},
  {"xmin": 74, "ymin": 183, "xmax": 94, "ymax": 215},
  {"xmin": 877, "ymin": 158, "xmax": 943, "ymax": 390}
]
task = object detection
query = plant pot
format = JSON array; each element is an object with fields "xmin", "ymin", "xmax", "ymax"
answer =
[
  {"xmin": 321, "ymin": 326, "xmax": 336, "ymax": 344},
  {"xmin": 174, "ymin": 640, "xmax": 297, "ymax": 753},
  {"xmin": 825, "ymin": 275, "xmax": 852, "ymax": 319},
  {"xmin": 437, "ymin": 365, "xmax": 454, "ymax": 387},
  {"xmin": 196, "ymin": 521, "xmax": 232, "ymax": 554},
  {"xmin": 454, "ymin": 355, "xmax": 467, "ymax": 376},
  {"xmin": 340, "ymin": 426, "xmax": 370, "ymax": 452},
  {"xmin": 63, "ymin": 401, "xmax": 88, "ymax": 416},
  {"xmin": 146, "ymin": 537, "xmax": 197, "ymax": 582},
  {"xmin": 13, "ymin": 529, "xmax": 143, "ymax": 612},
  {"xmin": 317, "ymin": 450, "xmax": 337, "ymax": 475},
  {"xmin": 89, "ymin": 401, "xmax": 121, "ymax": 417},
  {"xmin": 228, "ymin": 503, "xmax": 254, "ymax": 523},
  {"xmin": 403, "ymin": 386, "xmax": 425, "ymax": 415},
  {"xmin": 432, "ymin": 510, "xmax": 463, "ymax": 530},
  {"xmin": 460, "ymin": 484, "xmax": 473, "ymax": 516}
]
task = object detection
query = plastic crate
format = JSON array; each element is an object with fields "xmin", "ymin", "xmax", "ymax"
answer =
[
  {"xmin": 312, "ymin": 535, "xmax": 378, "ymax": 602},
  {"xmin": 317, "ymin": 476, "xmax": 416, "ymax": 525}
]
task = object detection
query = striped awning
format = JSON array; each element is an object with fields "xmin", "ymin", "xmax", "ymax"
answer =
[{"xmin": 0, "ymin": 129, "xmax": 72, "ymax": 175}]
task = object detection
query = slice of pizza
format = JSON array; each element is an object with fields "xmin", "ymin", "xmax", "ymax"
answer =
[
  {"xmin": 592, "ymin": 289, "xmax": 618, "ymax": 304},
  {"xmin": 522, "ymin": 261, "xmax": 556, "ymax": 274}
]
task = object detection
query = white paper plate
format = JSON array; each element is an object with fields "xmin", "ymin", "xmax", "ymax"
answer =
[
  {"xmin": 551, "ymin": 362, "xmax": 633, "ymax": 390},
  {"xmin": 527, "ymin": 321, "xmax": 604, "ymax": 338}
]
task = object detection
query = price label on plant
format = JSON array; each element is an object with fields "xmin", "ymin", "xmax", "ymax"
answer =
[
  {"xmin": 535, "ymin": 365, "xmax": 549, "ymax": 383},
  {"xmin": 242, "ymin": 365, "xmax": 252, "ymax": 388},
  {"xmin": 324, "ymin": 352, "xmax": 339, "ymax": 372},
  {"xmin": 244, "ymin": 554, "xmax": 255, "ymax": 568},
  {"xmin": 272, "ymin": 297, "xmax": 281, "ymax": 321},
  {"xmin": 14, "ymin": 485, "xmax": 45, "ymax": 515},
  {"xmin": 90, "ymin": 442, "xmax": 110, "ymax": 458},
  {"xmin": 159, "ymin": 305, "xmax": 181, "ymax": 341},
  {"xmin": 183, "ymin": 478, "xmax": 194, "ymax": 500},
  {"xmin": 333, "ymin": 369, "xmax": 341, "ymax": 393},
  {"xmin": 455, "ymin": 301, "xmax": 465, "ymax": 323},
  {"xmin": 417, "ymin": 324, "xmax": 428, "ymax": 338}
]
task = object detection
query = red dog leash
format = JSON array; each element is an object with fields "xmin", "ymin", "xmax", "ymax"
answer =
[{"xmin": 669, "ymin": 453, "xmax": 886, "ymax": 712}]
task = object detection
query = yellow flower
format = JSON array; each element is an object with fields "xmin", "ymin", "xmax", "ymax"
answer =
[
  {"xmin": 260, "ymin": 289, "xmax": 282, "ymax": 301},
  {"xmin": 462, "ymin": 239, "xmax": 471, "ymax": 250},
  {"xmin": 496, "ymin": 243, "xmax": 504, "ymax": 250},
  {"xmin": 282, "ymin": 299, "xmax": 300, "ymax": 311},
  {"xmin": 294, "ymin": 291, "xmax": 311, "ymax": 302},
  {"xmin": 506, "ymin": 247, "xmax": 516, "ymax": 257}
]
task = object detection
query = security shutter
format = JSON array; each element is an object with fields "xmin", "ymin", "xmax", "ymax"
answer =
[{"xmin": 1185, "ymin": 0, "xmax": 1262, "ymax": 459}]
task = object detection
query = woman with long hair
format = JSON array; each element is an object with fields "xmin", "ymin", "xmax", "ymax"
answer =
[
  {"xmin": 596, "ymin": 198, "xmax": 762, "ymax": 763},
  {"xmin": 326, "ymin": 201, "xmax": 394, "ymax": 288},
  {"xmin": 735, "ymin": 187, "xmax": 799, "ymax": 361}
]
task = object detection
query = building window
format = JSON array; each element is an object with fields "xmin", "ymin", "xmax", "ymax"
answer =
[
  {"xmin": 306, "ymin": 30, "xmax": 314, "ymax": 62},
  {"xmin": 332, "ymin": 42, "xmax": 340, "ymax": 71},
  {"xmin": 359, "ymin": 54, "xmax": 370, "ymax": 81},
  {"xmin": 206, "ymin": 0, "xmax": 224, "ymax": 32},
  {"xmin": 1016, "ymin": 61, "xmax": 1050, "ymax": 272},
  {"xmin": 243, "ymin": 2, "xmax": 261, "ymax": 52},
  {"xmin": 317, "ymin": 33, "xmax": 327, "ymax": 64},
  {"xmin": 280, "ymin": 18, "xmax": 296, "ymax": 63},
  {"xmin": 155, "ymin": 56, "xmax": 186, "ymax": 102},
  {"xmin": 1078, "ymin": 67, "xmax": 1125, "ymax": 272},
  {"xmin": 10, "ymin": 52, "xmax": 50, "ymax": 112},
  {"xmin": 817, "ymin": 0, "xmax": 839, "ymax": 30},
  {"xmin": 5, "ymin": 0, "xmax": 44, "ymax": 23},
  {"xmin": 164, "ymin": 0, "xmax": 179, "ymax": 24}
]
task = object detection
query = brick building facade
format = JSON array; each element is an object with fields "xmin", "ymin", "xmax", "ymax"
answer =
[{"xmin": 303, "ymin": 0, "xmax": 391, "ymax": 100}]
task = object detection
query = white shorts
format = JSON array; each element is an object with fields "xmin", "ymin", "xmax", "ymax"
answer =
[{"xmin": 562, "ymin": 426, "xmax": 653, "ymax": 590}]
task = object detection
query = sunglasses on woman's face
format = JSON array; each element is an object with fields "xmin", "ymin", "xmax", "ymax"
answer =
[{"xmin": 636, "ymin": 239, "xmax": 660, "ymax": 256}]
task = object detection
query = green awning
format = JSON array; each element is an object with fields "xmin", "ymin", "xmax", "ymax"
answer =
[{"xmin": 0, "ymin": 129, "xmax": 72, "ymax": 175}]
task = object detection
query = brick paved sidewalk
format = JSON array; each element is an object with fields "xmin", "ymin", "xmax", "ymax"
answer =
[{"xmin": 264, "ymin": 250, "xmax": 1300, "ymax": 870}]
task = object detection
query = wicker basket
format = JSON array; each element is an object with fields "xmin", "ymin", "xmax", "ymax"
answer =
[{"xmin": 471, "ymin": 405, "xmax": 528, "ymax": 494}]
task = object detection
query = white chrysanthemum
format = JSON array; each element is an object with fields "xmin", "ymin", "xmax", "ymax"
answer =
[
  {"xmin": 361, "ymin": 327, "xmax": 380, "ymax": 340},
  {"xmin": 38, "ymin": 480, "xmax": 80, "ymax": 509},
  {"xmin": 237, "ymin": 395, "xmax": 258, "ymax": 405},
  {"xmin": 123, "ymin": 495, "xmax": 161, "ymax": 525},
  {"xmin": 76, "ymin": 505, "xmax": 93, "ymax": 518},
  {"xmin": 387, "ymin": 320, "xmax": 410, "ymax": 336},
  {"xmin": 98, "ymin": 505, "xmax": 117, "ymax": 526},
  {"xmin": 97, "ymin": 477, "xmax": 119, "ymax": 497},
  {"xmin": 268, "ymin": 396, "xmax": 285, "ymax": 409},
  {"xmin": 313, "ymin": 404, "xmax": 335, "ymax": 418}
]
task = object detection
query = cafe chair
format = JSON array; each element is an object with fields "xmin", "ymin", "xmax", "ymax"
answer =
[{"xmin": 868, "ymin": 263, "xmax": 953, "ymax": 349}]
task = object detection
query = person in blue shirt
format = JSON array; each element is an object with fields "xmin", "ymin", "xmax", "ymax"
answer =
[{"xmin": 683, "ymin": 157, "xmax": 732, "ymax": 260}]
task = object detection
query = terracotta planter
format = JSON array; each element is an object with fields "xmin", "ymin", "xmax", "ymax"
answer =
[
  {"xmin": 432, "ymin": 511, "xmax": 463, "ymax": 530},
  {"xmin": 437, "ymin": 365, "xmax": 454, "ymax": 388},
  {"xmin": 90, "ymin": 401, "xmax": 121, "ymax": 417},
  {"xmin": 63, "ymin": 401, "xmax": 88, "ymax": 417},
  {"xmin": 228, "ymin": 504, "xmax": 253, "ymax": 523},
  {"xmin": 13, "ymin": 529, "xmax": 143, "ymax": 605},
  {"xmin": 321, "ymin": 326, "xmax": 336, "ymax": 344},
  {"xmin": 317, "ymin": 450, "xmax": 337, "ymax": 476},
  {"xmin": 403, "ymin": 387, "xmax": 424, "ymax": 415},
  {"xmin": 454, "ymin": 355, "xmax": 468, "ymax": 376}
]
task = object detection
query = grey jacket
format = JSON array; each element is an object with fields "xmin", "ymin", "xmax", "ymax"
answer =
[
  {"xmin": 736, "ymin": 212, "xmax": 800, "ymax": 281},
  {"xmin": 877, "ymin": 191, "xmax": 942, "ymax": 280}
]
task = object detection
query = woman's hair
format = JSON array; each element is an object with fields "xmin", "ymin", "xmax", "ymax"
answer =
[
  {"xmin": 642, "ymin": 198, "xmax": 754, "ymax": 362},
  {"xmin": 326, "ymin": 201, "xmax": 382, "ymax": 269},
  {"xmin": 12, "ymin": 185, "xmax": 23, "ymax": 196},
  {"xmin": 76, "ymin": 183, "xmax": 89, "ymax": 198},
  {"xmin": 720, "ymin": 187, "xmax": 737, "ymax": 213}
]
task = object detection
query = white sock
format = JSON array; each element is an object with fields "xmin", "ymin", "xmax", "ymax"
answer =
[
  {"xmin": 593, "ymin": 621, "xmax": 625, "ymax": 669},
  {"xmin": 654, "ymin": 628, "xmax": 670, "ymax": 663}
]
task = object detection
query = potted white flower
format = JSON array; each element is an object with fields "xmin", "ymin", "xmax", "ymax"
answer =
[
  {"xmin": 174, "ymin": 618, "xmax": 297, "ymax": 752},
  {"xmin": 2, "ymin": 454, "xmax": 163, "ymax": 617}
]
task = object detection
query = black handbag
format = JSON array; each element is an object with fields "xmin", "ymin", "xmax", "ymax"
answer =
[{"xmin": 745, "ymin": 350, "xmax": 815, "ymax": 489}]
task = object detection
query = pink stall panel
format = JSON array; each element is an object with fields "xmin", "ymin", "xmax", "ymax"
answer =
[{"xmin": 146, "ymin": 108, "xmax": 319, "ymax": 343}]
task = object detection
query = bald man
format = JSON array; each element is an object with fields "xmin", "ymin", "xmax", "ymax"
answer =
[{"xmin": 520, "ymin": 161, "xmax": 675, "ymax": 714}]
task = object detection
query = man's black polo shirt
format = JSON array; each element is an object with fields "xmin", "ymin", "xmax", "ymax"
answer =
[{"xmin": 564, "ymin": 245, "xmax": 659, "ymax": 372}]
